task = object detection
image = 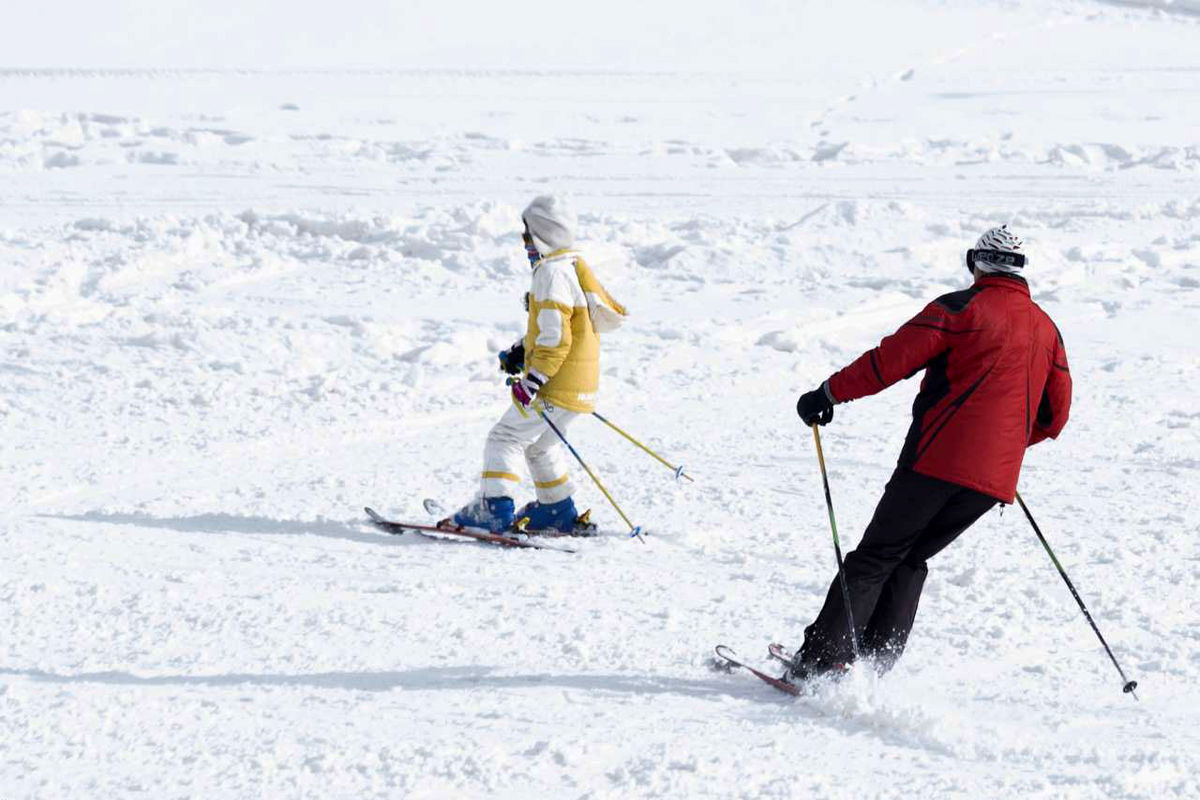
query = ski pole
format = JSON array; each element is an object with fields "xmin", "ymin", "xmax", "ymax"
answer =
[
  {"xmin": 537, "ymin": 405, "xmax": 646, "ymax": 543},
  {"xmin": 1015, "ymin": 491, "xmax": 1139, "ymax": 700},
  {"xmin": 811, "ymin": 424, "xmax": 861, "ymax": 662},
  {"xmin": 591, "ymin": 411, "xmax": 694, "ymax": 482}
]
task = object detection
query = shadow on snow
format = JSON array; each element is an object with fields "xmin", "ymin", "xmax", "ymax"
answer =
[
  {"xmin": 39, "ymin": 510, "xmax": 401, "ymax": 547},
  {"xmin": 0, "ymin": 665, "xmax": 751, "ymax": 701},
  {"xmin": 0, "ymin": 666, "xmax": 959, "ymax": 753}
]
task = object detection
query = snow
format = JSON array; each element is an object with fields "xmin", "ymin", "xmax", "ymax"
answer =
[{"xmin": 2, "ymin": 1, "xmax": 1199, "ymax": 797}]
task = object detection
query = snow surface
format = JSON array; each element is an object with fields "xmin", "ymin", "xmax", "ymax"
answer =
[{"xmin": 2, "ymin": 1, "xmax": 1199, "ymax": 798}]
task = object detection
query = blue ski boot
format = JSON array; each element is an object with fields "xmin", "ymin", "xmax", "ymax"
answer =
[
  {"xmin": 514, "ymin": 496, "xmax": 579, "ymax": 533},
  {"xmin": 451, "ymin": 496, "xmax": 514, "ymax": 532}
]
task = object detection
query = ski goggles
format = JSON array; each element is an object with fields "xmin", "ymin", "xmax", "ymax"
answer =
[{"xmin": 965, "ymin": 248, "xmax": 1026, "ymax": 274}]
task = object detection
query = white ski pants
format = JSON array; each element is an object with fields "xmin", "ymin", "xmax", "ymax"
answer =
[{"xmin": 481, "ymin": 402, "xmax": 579, "ymax": 504}]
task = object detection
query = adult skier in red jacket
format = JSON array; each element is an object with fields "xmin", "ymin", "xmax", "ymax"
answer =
[{"xmin": 788, "ymin": 225, "xmax": 1072, "ymax": 681}]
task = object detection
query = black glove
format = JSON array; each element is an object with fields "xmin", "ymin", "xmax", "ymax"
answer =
[
  {"xmin": 498, "ymin": 342, "xmax": 525, "ymax": 375},
  {"xmin": 796, "ymin": 386, "xmax": 834, "ymax": 426}
]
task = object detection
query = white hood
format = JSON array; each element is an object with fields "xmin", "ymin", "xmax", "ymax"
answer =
[{"xmin": 522, "ymin": 195, "xmax": 577, "ymax": 255}]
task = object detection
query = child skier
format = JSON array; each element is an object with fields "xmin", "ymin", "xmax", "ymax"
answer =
[{"xmin": 451, "ymin": 195, "xmax": 626, "ymax": 533}]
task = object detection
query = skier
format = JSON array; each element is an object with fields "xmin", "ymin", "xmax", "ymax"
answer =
[
  {"xmin": 451, "ymin": 195, "xmax": 626, "ymax": 533},
  {"xmin": 788, "ymin": 225, "xmax": 1072, "ymax": 682}
]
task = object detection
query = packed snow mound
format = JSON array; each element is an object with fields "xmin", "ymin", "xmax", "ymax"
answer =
[
  {"xmin": 1097, "ymin": 0, "xmax": 1200, "ymax": 15},
  {"xmin": 7, "ymin": 107, "xmax": 1200, "ymax": 179}
]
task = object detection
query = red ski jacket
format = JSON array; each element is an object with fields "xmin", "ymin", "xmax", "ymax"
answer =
[{"xmin": 826, "ymin": 274, "xmax": 1071, "ymax": 502}]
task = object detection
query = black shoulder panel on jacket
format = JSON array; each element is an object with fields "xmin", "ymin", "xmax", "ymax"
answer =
[
  {"xmin": 932, "ymin": 286, "xmax": 984, "ymax": 314},
  {"xmin": 1050, "ymin": 319, "xmax": 1065, "ymax": 346},
  {"xmin": 1031, "ymin": 301, "xmax": 1066, "ymax": 347}
]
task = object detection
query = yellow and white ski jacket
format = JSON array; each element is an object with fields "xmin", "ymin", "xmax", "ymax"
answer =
[{"xmin": 524, "ymin": 249, "xmax": 626, "ymax": 413}]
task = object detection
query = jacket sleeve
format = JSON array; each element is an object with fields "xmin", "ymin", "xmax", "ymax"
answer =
[
  {"xmin": 526, "ymin": 266, "xmax": 575, "ymax": 380},
  {"xmin": 1030, "ymin": 332, "xmax": 1071, "ymax": 446},
  {"xmin": 826, "ymin": 302, "xmax": 953, "ymax": 403}
]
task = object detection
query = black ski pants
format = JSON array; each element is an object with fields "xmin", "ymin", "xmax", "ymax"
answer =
[{"xmin": 798, "ymin": 467, "xmax": 998, "ymax": 673}]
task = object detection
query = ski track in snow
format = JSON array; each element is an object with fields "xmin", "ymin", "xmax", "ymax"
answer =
[{"xmin": 2, "ymin": 2, "xmax": 1200, "ymax": 798}]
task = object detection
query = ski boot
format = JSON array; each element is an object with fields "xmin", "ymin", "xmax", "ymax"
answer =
[
  {"xmin": 780, "ymin": 661, "xmax": 812, "ymax": 687},
  {"xmin": 772, "ymin": 644, "xmax": 848, "ymax": 688},
  {"xmin": 782, "ymin": 658, "xmax": 850, "ymax": 688},
  {"xmin": 774, "ymin": 646, "xmax": 811, "ymax": 687},
  {"xmin": 513, "ymin": 496, "xmax": 581, "ymax": 534},
  {"xmin": 450, "ymin": 496, "xmax": 514, "ymax": 533}
]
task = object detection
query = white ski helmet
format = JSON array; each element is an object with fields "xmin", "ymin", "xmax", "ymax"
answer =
[
  {"xmin": 966, "ymin": 224, "xmax": 1026, "ymax": 275},
  {"xmin": 522, "ymin": 195, "xmax": 577, "ymax": 255}
]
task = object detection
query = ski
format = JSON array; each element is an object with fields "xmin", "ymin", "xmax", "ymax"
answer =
[
  {"xmin": 423, "ymin": 498, "xmax": 603, "ymax": 539},
  {"xmin": 364, "ymin": 507, "xmax": 575, "ymax": 553},
  {"xmin": 713, "ymin": 645, "xmax": 802, "ymax": 697}
]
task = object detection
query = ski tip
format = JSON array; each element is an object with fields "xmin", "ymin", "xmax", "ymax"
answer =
[
  {"xmin": 712, "ymin": 644, "xmax": 803, "ymax": 696},
  {"xmin": 711, "ymin": 645, "xmax": 738, "ymax": 672}
]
